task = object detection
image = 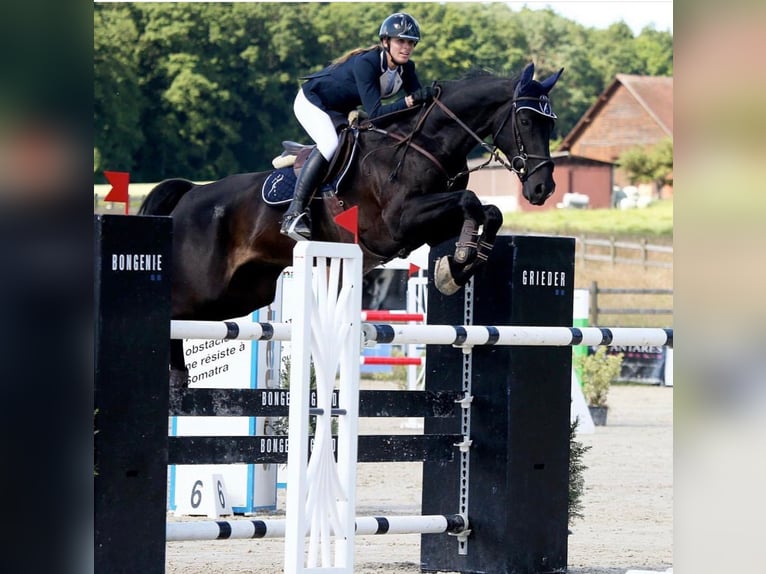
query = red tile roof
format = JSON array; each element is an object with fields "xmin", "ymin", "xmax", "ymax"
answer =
[
  {"xmin": 559, "ymin": 75, "xmax": 673, "ymax": 152},
  {"xmin": 616, "ymin": 74, "xmax": 673, "ymax": 135}
]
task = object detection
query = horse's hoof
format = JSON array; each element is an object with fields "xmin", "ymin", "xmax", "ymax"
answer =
[
  {"xmin": 434, "ymin": 256, "xmax": 462, "ymax": 295},
  {"xmin": 170, "ymin": 368, "xmax": 189, "ymax": 389}
]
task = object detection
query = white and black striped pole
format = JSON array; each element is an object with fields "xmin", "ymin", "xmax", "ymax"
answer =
[
  {"xmin": 362, "ymin": 324, "xmax": 673, "ymax": 348},
  {"xmin": 167, "ymin": 514, "xmax": 468, "ymax": 541}
]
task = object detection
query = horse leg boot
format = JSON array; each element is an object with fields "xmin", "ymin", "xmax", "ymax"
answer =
[
  {"xmin": 454, "ymin": 219, "xmax": 479, "ymax": 264},
  {"xmin": 280, "ymin": 148, "xmax": 329, "ymax": 241}
]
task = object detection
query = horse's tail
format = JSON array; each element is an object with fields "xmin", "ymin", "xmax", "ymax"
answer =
[{"xmin": 137, "ymin": 178, "xmax": 196, "ymax": 216}]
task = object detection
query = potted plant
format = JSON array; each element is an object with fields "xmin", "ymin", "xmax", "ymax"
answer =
[{"xmin": 574, "ymin": 347, "xmax": 624, "ymax": 426}]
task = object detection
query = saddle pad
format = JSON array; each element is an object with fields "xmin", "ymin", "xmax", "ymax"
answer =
[
  {"xmin": 262, "ymin": 167, "xmax": 340, "ymax": 206},
  {"xmin": 261, "ymin": 167, "xmax": 298, "ymax": 205}
]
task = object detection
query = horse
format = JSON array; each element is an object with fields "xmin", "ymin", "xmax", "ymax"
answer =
[{"xmin": 138, "ymin": 62, "xmax": 563, "ymax": 385}]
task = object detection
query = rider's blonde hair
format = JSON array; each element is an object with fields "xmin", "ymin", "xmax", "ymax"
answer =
[{"xmin": 332, "ymin": 44, "xmax": 379, "ymax": 66}]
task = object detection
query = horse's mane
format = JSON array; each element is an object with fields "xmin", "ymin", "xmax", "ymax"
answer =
[
  {"xmin": 457, "ymin": 68, "xmax": 497, "ymax": 81},
  {"xmin": 373, "ymin": 66, "xmax": 523, "ymax": 130},
  {"xmin": 434, "ymin": 68, "xmax": 520, "ymax": 101},
  {"xmin": 442, "ymin": 67, "xmax": 521, "ymax": 87}
]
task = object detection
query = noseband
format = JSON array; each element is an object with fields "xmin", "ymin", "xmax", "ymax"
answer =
[
  {"xmin": 506, "ymin": 96, "xmax": 556, "ymax": 181},
  {"xmin": 431, "ymin": 93, "xmax": 554, "ymax": 189}
]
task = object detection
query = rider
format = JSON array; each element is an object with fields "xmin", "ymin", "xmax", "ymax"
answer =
[{"xmin": 280, "ymin": 12, "xmax": 435, "ymax": 241}]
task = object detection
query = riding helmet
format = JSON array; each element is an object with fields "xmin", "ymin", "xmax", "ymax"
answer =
[{"xmin": 379, "ymin": 13, "xmax": 421, "ymax": 43}]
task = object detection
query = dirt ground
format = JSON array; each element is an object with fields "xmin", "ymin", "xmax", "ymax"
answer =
[{"xmin": 166, "ymin": 383, "xmax": 672, "ymax": 573}]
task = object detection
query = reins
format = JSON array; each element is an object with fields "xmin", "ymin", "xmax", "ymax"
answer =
[
  {"xmin": 356, "ymin": 82, "xmax": 554, "ymax": 190},
  {"xmin": 432, "ymin": 93, "xmax": 554, "ymax": 189}
]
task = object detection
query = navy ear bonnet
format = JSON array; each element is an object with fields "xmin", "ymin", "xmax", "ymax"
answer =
[{"xmin": 513, "ymin": 64, "xmax": 564, "ymax": 119}]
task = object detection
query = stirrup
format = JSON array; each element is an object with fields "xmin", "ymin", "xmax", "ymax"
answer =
[{"xmin": 281, "ymin": 211, "xmax": 311, "ymax": 241}]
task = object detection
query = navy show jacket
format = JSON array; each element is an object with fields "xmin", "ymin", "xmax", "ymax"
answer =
[{"xmin": 301, "ymin": 47, "xmax": 422, "ymax": 127}]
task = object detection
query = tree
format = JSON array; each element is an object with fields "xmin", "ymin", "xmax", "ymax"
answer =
[
  {"xmin": 618, "ymin": 137, "xmax": 673, "ymax": 194},
  {"xmin": 590, "ymin": 22, "xmax": 645, "ymax": 85},
  {"xmin": 634, "ymin": 27, "xmax": 673, "ymax": 76},
  {"xmin": 93, "ymin": 3, "xmax": 673, "ymax": 182},
  {"xmin": 94, "ymin": 4, "xmax": 145, "ymax": 180}
]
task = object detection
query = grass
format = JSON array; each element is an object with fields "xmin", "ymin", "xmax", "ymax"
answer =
[
  {"xmin": 503, "ymin": 199, "xmax": 674, "ymax": 328},
  {"xmin": 501, "ymin": 199, "xmax": 673, "ymax": 241}
]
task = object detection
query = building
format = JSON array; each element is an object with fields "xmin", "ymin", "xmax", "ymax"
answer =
[
  {"xmin": 468, "ymin": 74, "xmax": 673, "ymax": 211},
  {"xmin": 466, "ymin": 152, "xmax": 614, "ymax": 212},
  {"xmin": 558, "ymin": 74, "xmax": 673, "ymax": 191}
]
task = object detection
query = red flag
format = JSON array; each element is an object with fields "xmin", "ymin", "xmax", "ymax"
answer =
[
  {"xmin": 104, "ymin": 171, "xmax": 130, "ymax": 214},
  {"xmin": 408, "ymin": 263, "xmax": 420, "ymax": 277},
  {"xmin": 334, "ymin": 206, "xmax": 359, "ymax": 243}
]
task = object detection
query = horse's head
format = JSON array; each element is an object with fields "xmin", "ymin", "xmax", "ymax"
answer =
[{"xmin": 494, "ymin": 63, "xmax": 564, "ymax": 206}]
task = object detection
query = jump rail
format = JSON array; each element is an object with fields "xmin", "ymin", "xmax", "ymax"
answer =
[
  {"xmin": 360, "ymin": 311, "xmax": 425, "ymax": 322},
  {"xmin": 171, "ymin": 319, "xmax": 673, "ymax": 348},
  {"xmin": 167, "ymin": 514, "xmax": 467, "ymax": 542},
  {"xmin": 363, "ymin": 324, "xmax": 673, "ymax": 348},
  {"xmin": 362, "ymin": 356, "xmax": 422, "ymax": 366}
]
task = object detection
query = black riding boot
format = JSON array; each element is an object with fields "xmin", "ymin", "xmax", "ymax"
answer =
[{"xmin": 280, "ymin": 148, "xmax": 330, "ymax": 241}]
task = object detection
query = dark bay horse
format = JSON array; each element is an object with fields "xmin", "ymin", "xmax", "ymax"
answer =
[{"xmin": 139, "ymin": 62, "xmax": 563, "ymax": 381}]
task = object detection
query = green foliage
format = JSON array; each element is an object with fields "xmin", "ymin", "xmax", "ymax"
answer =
[
  {"xmin": 272, "ymin": 355, "xmax": 337, "ymax": 436},
  {"xmin": 574, "ymin": 347, "xmax": 624, "ymax": 407},
  {"xmin": 568, "ymin": 418, "xmax": 591, "ymax": 525},
  {"xmin": 94, "ymin": 3, "xmax": 145, "ymax": 179},
  {"xmin": 93, "ymin": 2, "xmax": 673, "ymax": 182},
  {"xmin": 618, "ymin": 137, "xmax": 674, "ymax": 187},
  {"xmin": 634, "ymin": 27, "xmax": 674, "ymax": 75}
]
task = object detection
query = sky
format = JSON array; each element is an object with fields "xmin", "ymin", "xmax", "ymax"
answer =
[{"xmin": 517, "ymin": 1, "xmax": 673, "ymax": 35}]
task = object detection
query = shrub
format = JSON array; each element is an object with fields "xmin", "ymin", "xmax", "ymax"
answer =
[
  {"xmin": 270, "ymin": 355, "xmax": 336, "ymax": 435},
  {"xmin": 568, "ymin": 418, "xmax": 591, "ymax": 525},
  {"xmin": 574, "ymin": 347, "xmax": 623, "ymax": 407}
]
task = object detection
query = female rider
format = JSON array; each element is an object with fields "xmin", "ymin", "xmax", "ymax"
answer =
[{"xmin": 280, "ymin": 12, "xmax": 435, "ymax": 240}]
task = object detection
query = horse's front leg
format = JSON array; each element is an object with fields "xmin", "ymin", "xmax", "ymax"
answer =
[
  {"xmin": 475, "ymin": 203, "xmax": 503, "ymax": 263},
  {"xmin": 454, "ymin": 218, "xmax": 479, "ymax": 265},
  {"xmin": 435, "ymin": 201, "xmax": 504, "ymax": 294},
  {"xmin": 386, "ymin": 191, "xmax": 502, "ymax": 295}
]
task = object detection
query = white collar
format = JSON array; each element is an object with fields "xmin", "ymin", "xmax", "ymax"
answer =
[{"xmin": 379, "ymin": 50, "xmax": 402, "ymax": 75}]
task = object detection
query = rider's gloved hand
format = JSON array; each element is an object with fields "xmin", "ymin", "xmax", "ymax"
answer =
[{"xmin": 409, "ymin": 86, "xmax": 435, "ymax": 106}]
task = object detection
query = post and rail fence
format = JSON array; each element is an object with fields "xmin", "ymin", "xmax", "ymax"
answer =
[
  {"xmin": 588, "ymin": 281, "xmax": 673, "ymax": 326},
  {"xmin": 575, "ymin": 235, "xmax": 672, "ymax": 269}
]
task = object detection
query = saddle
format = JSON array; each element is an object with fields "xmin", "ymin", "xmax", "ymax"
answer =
[
  {"xmin": 262, "ymin": 122, "xmax": 360, "ymax": 206},
  {"xmin": 271, "ymin": 108, "xmax": 367, "ymax": 173}
]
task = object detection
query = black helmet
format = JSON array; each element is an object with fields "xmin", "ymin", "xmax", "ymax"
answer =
[{"xmin": 379, "ymin": 13, "xmax": 421, "ymax": 43}]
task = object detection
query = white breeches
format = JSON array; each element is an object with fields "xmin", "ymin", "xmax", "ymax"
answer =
[{"xmin": 293, "ymin": 88, "xmax": 339, "ymax": 162}]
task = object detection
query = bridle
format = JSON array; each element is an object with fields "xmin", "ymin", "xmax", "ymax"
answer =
[
  {"xmin": 363, "ymin": 83, "xmax": 555, "ymax": 190},
  {"xmin": 430, "ymin": 90, "xmax": 555, "ymax": 190}
]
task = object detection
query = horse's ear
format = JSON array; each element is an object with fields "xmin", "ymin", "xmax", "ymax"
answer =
[
  {"xmin": 520, "ymin": 62, "xmax": 535, "ymax": 87},
  {"xmin": 540, "ymin": 68, "xmax": 564, "ymax": 93}
]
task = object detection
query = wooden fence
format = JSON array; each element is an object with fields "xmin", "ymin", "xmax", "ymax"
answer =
[
  {"xmin": 576, "ymin": 235, "xmax": 672, "ymax": 269},
  {"xmin": 588, "ymin": 281, "xmax": 673, "ymax": 326}
]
